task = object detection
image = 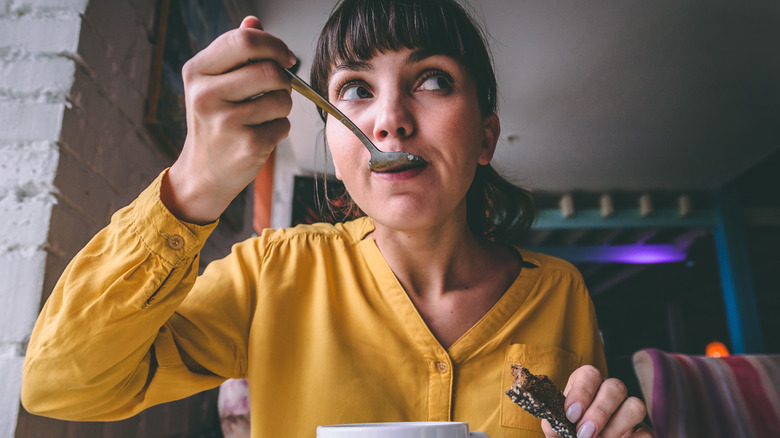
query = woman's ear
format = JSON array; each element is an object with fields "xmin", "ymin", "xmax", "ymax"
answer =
[{"xmin": 478, "ymin": 114, "xmax": 500, "ymax": 165}]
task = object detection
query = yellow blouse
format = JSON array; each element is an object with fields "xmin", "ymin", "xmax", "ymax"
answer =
[{"xmin": 22, "ymin": 170, "xmax": 607, "ymax": 438}]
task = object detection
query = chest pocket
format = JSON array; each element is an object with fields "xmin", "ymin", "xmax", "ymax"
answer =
[{"xmin": 499, "ymin": 344, "xmax": 580, "ymax": 431}]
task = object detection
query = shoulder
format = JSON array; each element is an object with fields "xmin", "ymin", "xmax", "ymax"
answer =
[
  {"xmin": 515, "ymin": 248, "xmax": 587, "ymax": 291},
  {"xmin": 225, "ymin": 217, "xmax": 374, "ymax": 270},
  {"xmin": 517, "ymin": 248, "xmax": 582, "ymax": 277},
  {"xmin": 258, "ymin": 216, "xmax": 373, "ymax": 245}
]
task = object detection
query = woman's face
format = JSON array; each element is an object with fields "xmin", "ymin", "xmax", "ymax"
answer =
[{"xmin": 325, "ymin": 48, "xmax": 500, "ymax": 233}]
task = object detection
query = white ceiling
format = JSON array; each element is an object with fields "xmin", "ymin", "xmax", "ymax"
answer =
[{"xmin": 252, "ymin": 0, "xmax": 780, "ymax": 193}]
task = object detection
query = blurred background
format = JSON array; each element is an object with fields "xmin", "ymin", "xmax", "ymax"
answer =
[{"xmin": 2, "ymin": 0, "xmax": 777, "ymax": 436}]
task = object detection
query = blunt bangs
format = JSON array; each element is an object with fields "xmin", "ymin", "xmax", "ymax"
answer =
[{"xmin": 310, "ymin": 0, "xmax": 497, "ymax": 119}]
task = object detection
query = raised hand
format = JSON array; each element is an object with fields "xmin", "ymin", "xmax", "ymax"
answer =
[{"xmin": 161, "ymin": 16, "xmax": 296, "ymax": 224}]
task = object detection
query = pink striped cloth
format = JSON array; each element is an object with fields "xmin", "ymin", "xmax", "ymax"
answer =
[{"xmin": 632, "ymin": 348, "xmax": 780, "ymax": 438}]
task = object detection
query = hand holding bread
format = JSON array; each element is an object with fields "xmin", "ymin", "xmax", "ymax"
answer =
[{"xmin": 507, "ymin": 364, "xmax": 654, "ymax": 438}]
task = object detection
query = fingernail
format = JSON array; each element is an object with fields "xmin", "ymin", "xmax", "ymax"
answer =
[
  {"xmin": 566, "ymin": 402, "xmax": 583, "ymax": 423},
  {"xmin": 240, "ymin": 15, "xmax": 262, "ymax": 30},
  {"xmin": 287, "ymin": 49, "xmax": 297, "ymax": 68},
  {"xmin": 576, "ymin": 421, "xmax": 596, "ymax": 438}
]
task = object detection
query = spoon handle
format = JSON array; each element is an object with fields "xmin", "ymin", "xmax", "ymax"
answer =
[{"xmin": 284, "ymin": 68, "xmax": 380, "ymax": 155}]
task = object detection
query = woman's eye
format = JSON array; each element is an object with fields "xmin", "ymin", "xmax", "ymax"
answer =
[
  {"xmin": 418, "ymin": 74, "xmax": 452, "ymax": 92},
  {"xmin": 340, "ymin": 84, "xmax": 372, "ymax": 101}
]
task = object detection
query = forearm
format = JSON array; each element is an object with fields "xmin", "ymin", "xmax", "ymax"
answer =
[{"xmin": 21, "ymin": 171, "xmax": 219, "ymax": 420}]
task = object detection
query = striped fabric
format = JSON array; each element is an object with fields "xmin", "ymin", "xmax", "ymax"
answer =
[{"xmin": 632, "ymin": 348, "xmax": 780, "ymax": 438}]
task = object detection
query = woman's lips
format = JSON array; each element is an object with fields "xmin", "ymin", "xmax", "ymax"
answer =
[
  {"xmin": 371, "ymin": 161, "xmax": 428, "ymax": 180},
  {"xmin": 369, "ymin": 154, "xmax": 428, "ymax": 173}
]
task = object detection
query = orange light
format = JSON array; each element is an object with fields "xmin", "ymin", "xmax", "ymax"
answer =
[{"xmin": 706, "ymin": 341, "xmax": 730, "ymax": 357}]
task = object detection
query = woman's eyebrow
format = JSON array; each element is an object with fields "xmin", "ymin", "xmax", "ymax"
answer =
[
  {"xmin": 407, "ymin": 49, "xmax": 437, "ymax": 64},
  {"xmin": 333, "ymin": 59, "xmax": 372, "ymax": 73}
]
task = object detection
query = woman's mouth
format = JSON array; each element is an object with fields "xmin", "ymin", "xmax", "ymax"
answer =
[
  {"xmin": 371, "ymin": 160, "xmax": 429, "ymax": 180},
  {"xmin": 369, "ymin": 153, "xmax": 428, "ymax": 173}
]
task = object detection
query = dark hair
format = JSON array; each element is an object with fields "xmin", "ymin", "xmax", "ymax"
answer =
[{"xmin": 310, "ymin": 0, "xmax": 535, "ymax": 244}]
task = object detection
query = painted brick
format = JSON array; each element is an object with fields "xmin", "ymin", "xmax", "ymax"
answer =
[
  {"xmin": 64, "ymin": 75, "xmax": 139, "ymax": 167},
  {"xmin": 76, "ymin": 18, "xmax": 119, "ymax": 84},
  {"xmin": 40, "ymin": 250, "xmax": 67, "ymax": 304},
  {"xmin": 91, "ymin": 2, "xmax": 138, "ymax": 62},
  {"xmin": 100, "ymin": 70, "xmax": 147, "ymax": 129},
  {"xmin": 0, "ymin": 16, "xmax": 81, "ymax": 53},
  {"xmin": 0, "ymin": 191, "xmax": 56, "ymax": 249},
  {"xmin": 0, "ymin": 249, "xmax": 47, "ymax": 343},
  {"xmin": 58, "ymin": 105, "xmax": 99, "ymax": 163},
  {"xmin": 60, "ymin": 80, "xmax": 112, "ymax": 164},
  {"xmin": 46, "ymin": 203, "xmax": 101, "ymax": 261},
  {"xmin": 76, "ymin": 21, "xmax": 150, "ymax": 124},
  {"xmin": 53, "ymin": 149, "xmax": 116, "ymax": 224},
  {"xmin": 84, "ymin": 0, "xmax": 137, "ymax": 48},
  {"xmin": 67, "ymin": 68, "xmax": 111, "ymax": 117},
  {"xmin": 0, "ymin": 349, "xmax": 25, "ymax": 438},
  {"xmin": 11, "ymin": 0, "xmax": 88, "ymax": 11},
  {"xmin": 124, "ymin": 28, "xmax": 155, "ymax": 94},
  {"xmin": 0, "ymin": 140, "xmax": 58, "ymax": 187},
  {"xmin": 0, "ymin": 56, "xmax": 75, "ymax": 95},
  {"xmin": 98, "ymin": 133, "xmax": 168, "ymax": 200},
  {"xmin": 0, "ymin": 102, "xmax": 65, "ymax": 141},
  {"xmin": 61, "ymin": 69, "xmax": 154, "ymax": 180}
]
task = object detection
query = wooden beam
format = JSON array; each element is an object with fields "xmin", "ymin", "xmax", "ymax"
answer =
[{"xmin": 533, "ymin": 208, "xmax": 716, "ymax": 230}]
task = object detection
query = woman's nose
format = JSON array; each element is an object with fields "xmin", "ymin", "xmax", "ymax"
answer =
[{"xmin": 372, "ymin": 94, "xmax": 415, "ymax": 141}]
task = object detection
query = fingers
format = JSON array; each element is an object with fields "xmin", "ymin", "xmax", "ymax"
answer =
[
  {"xmin": 188, "ymin": 60, "xmax": 291, "ymax": 108},
  {"xmin": 540, "ymin": 420, "xmax": 561, "ymax": 438},
  {"xmin": 577, "ymin": 378, "xmax": 627, "ymax": 437},
  {"xmin": 184, "ymin": 19, "xmax": 295, "ymax": 78},
  {"xmin": 236, "ymin": 90, "xmax": 293, "ymax": 127},
  {"xmin": 562, "ymin": 365, "xmax": 603, "ymax": 423},
  {"xmin": 599, "ymin": 397, "xmax": 648, "ymax": 437},
  {"xmin": 629, "ymin": 423, "xmax": 656, "ymax": 438},
  {"xmin": 563, "ymin": 366, "xmax": 651, "ymax": 438}
]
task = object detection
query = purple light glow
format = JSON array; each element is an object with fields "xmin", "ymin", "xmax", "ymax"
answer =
[
  {"xmin": 529, "ymin": 244, "xmax": 688, "ymax": 264},
  {"xmin": 608, "ymin": 245, "xmax": 687, "ymax": 264}
]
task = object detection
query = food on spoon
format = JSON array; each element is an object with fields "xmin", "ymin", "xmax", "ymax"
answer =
[{"xmin": 505, "ymin": 364, "xmax": 576, "ymax": 438}]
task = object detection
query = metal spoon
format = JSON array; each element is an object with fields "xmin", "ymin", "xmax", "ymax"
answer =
[{"xmin": 285, "ymin": 69, "xmax": 427, "ymax": 172}]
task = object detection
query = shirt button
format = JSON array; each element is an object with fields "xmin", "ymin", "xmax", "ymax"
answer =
[
  {"xmin": 167, "ymin": 234, "xmax": 184, "ymax": 250},
  {"xmin": 436, "ymin": 361, "xmax": 449, "ymax": 374}
]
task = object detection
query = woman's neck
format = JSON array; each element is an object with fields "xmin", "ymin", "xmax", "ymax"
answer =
[
  {"xmin": 370, "ymin": 217, "xmax": 507, "ymax": 299},
  {"xmin": 370, "ymin": 217, "xmax": 522, "ymax": 348}
]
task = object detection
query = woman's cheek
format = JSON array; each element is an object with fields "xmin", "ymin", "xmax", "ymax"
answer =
[
  {"xmin": 327, "ymin": 141, "xmax": 353, "ymax": 181},
  {"xmin": 325, "ymin": 126, "xmax": 344, "ymax": 180},
  {"xmin": 332, "ymin": 159, "xmax": 343, "ymax": 180}
]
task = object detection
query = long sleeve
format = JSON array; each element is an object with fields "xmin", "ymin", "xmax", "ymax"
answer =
[{"xmin": 21, "ymin": 170, "xmax": 228, "ymax": 421}]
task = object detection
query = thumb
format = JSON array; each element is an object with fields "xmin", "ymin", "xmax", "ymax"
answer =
[
  {"xmin": 240, "ymin": 15, "xmax": 263, "ymax": 30},
  {"xmin": 540, "ymin": 420, "xmax": 563, "ymax": 438}
]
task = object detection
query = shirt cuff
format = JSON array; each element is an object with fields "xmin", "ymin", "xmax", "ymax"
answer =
[{"xmin": 128, "ymin": 169, "xmax": 219, "ymax": 267}]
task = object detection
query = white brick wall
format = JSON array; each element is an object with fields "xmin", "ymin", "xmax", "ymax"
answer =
[{"xmin": 0, "ymin": 0, "xmax": 85, "ymax": 434}]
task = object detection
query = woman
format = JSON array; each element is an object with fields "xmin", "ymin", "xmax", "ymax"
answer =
[{"xmin": 22, "ymin": 1, "xmax": 651, "ymax": 437}]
